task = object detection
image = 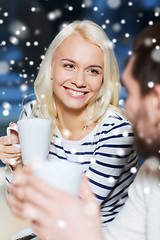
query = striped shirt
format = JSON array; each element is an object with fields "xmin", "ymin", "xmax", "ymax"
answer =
[{"xmin": 11, "ymin": 103, "xmax": 138, "ymax": 228}]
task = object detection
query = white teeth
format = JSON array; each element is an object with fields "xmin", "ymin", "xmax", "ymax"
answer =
[{"xmin": 66, "ymin": 89, "xmax": 85, "ymax": 96}]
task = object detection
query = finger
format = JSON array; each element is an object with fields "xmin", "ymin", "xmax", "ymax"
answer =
[
  {"xmin": 12, "ymin": 168, "xmax": 30, "ymax": 185},
  {"xmin": 0, "ymin": 136, "xmax": 16, "ymax": 146},
  {"xmin": 8, "ymin": 184, "xmax": 51, "ymax": 223},
  {"xmin": 13, "ymin": 174, "xmax": 62, "ymax": 218},
  {"xmin": 0, "ymin": 135, "xmax": 18, "ymax": 145},
  {"xmin": 0, "ymin": 154, "xmax": 22, "ymax": 165},
  {"xmin": 0, "ymin": 145, "xmax": 21, "ymax": 154},
  {"xmin": 9, "ymin": 122, "xmax": 19, "ymax": 140},
  {"xmin": 7, "ymin": 185, "xmax": 25, "ymax": 218},
  {"xmin": 8, "ymin": 157, "xmax": 22, "ymax": 167},
  {"xmin": 9, "ymin": 122, "xmax": 16, "ymax": 127}
]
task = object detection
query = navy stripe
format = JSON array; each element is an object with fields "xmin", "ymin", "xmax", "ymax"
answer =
[
  {"xmin": 101, "ymin": 199, "xmax": 120, "ymax": 209},
  {"xmin": 24, "ymin": 108, "xmax": 28, "ymax": 117},
  {"xmin": 65, "ymin": 150, "xmax": 93, "ymax": 155},
  {"xmin": 108, "ymin": 112, "xmax": 124, "ymax": 120},
  {"xmin": 115, "ymin": 172, "xmax": 135, "ymax": 188},
  {"xmin": 98, "ymin": 133, "xmax": 134, "ymax": 143},
  {"xmin": 94, "ymin": 183, "xmax": 130, "ymax": 202},
  {"xmin": 89, "ymin": 167, "xmax": 119, "ymax": 179},
  {"xmin": 127, "ymin": 154, "xmax": 138, "ymax": 164},
  {"xmin": 122, "ymin": 161, "xmax": 138, "ymax": 176},
  {"xmin": 103, "ymin": 217, "xmax": 115, "ymax": 224},
  {"xmin": 105, "ymin": 183, "xmax": 131, "ymax": 203},
  {"xmin": 101, "ymin": 193, "xmax": 128, "ymax": 209},
  {"xmin": 102, "ymin": 123, "xmax": 115, "ymax": 127},
  {"xmin": 80, "ymin": 161, "xmax": 91, "ymax": 165},
  {"xmin": 95, "ymin": 194, "xmax": 107, "ymax": 201},
  {"xmin": 50, "ymin": 144, "xmax": 95, "ymax": 156},
  {"xmin": 101, "ymin": 212, "xmax": 118, "ymax": 217},
  {"xmin": 95, "ymin": 160, "xmax": 124, "ymax": 169},
  {"xmin": 90, "ymin": 179, "xmax": 113, "ymax": 190},
  {"xmin": 95, "ymin": 149, "xmax": 135, "ymax": 159},
  {"xmin": 95, "ymin": 144, "xmax": 133, "ymax": 150},
  {"xmin": 49, "ymin": 151, "xmax": 67, "ymax": 160},
  {"xmin": 96, "ymin": 123, "xmax": 130, "ymax": 136},
  {"xmin": 5, "ymin": 176, "xmax": 10, "ymax": 184},
  {"xmin": 109, "ymin": 203, "xmax": 124, "ymax": 212},
  {"xmin": 82, "ymin": 133, "xmax": 134, "ymax": 146}
]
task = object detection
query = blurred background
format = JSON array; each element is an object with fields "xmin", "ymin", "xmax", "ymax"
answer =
[{"xmin": 0, "ymin": 0, "xmax": 160, "ymax": 166}]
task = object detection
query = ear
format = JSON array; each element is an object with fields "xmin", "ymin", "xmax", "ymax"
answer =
[
  {"xmin": 153, "ymin": 84, "xmax": 160, "ymax": 109},
  {"xmin": 152, "ymin": 84, "xmax": 160, "ymax": 125},
  {"xmin": 50, "ymin": 64, "xmax": 53, "ymax": 80}
]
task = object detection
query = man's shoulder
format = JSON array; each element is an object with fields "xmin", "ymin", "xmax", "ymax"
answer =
[
  {"xmin": 138, "ymin": 157, "xmax": 160, "ymax": 182},
  {"xmin": 131, "ymin": 157, "xmax": 160, "ymax": 194}
]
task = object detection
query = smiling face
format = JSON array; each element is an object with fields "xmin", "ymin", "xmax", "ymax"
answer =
[
  {"xmin": 51, "ymin": 35, "xmax": 104, "ymax": 114},
  {"xmin": 122, "ymin": 55, "xmax": 160, "ymax": 157}
]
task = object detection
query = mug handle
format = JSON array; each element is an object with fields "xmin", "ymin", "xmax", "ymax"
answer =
[{"xmin": 6, "ymin": 126, "xmax": 20, "ymax": 148}]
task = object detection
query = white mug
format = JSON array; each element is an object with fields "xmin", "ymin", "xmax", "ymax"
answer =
[
  {"xmin": 32, "ymin": 160, "xmax": 83, "ymax": 196},
  {"xmin": 7, "ymin": 119, "xmax": 51, "ymax": 165}
]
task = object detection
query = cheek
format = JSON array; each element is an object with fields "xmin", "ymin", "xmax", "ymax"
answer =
[
  {"xmin": 125, "ymin": 97, "xmax": 137, "ymax": 122},
  {"xmin": 89, "ymin": 77, "xmax": 103, "ymax": 92},
  {"xmin": 53, "ymin": 69, "xmax": 67, "ymax": 87},
  {"xmin": 125, "ymin": 97, "xmax": 144, "ymax": 125},
  {"xmin": 124, "ymin": 97, "xmax": 132, "ymax": 113}
]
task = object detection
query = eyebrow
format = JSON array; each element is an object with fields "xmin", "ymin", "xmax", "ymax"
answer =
[
  {"xmin": 61, "ymin": 58, "xmax": 76, "ymax": 64},
  {"xmin": 61, "ymin": 58, "xmax": 103, "ymax": 70}
]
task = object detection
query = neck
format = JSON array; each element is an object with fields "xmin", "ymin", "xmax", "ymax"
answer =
[{"xmin": 56, "ymin": 105, "xmax": 87, "ymax": 140}]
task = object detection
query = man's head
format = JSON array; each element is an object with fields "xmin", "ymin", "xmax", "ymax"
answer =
[{"xmin": 122, "ymin": 21, "xmax": 160, "ymax": 158}]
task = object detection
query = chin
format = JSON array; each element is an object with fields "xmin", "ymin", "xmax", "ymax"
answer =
[{"xmin": 63, "ymin": 104, "xmax": 86, "ymax": 112}]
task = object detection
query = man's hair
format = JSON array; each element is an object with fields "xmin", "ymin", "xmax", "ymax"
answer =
[{"xmin": 132, "ymin": 21, "xmax": 160, "ymax": 95}]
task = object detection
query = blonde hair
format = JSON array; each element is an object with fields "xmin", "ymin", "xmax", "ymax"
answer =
[{"xmin": 24, "ymin": 20, "xmax": 124, "ymax": 136}]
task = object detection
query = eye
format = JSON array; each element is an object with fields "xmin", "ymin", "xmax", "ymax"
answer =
[
  {"xmin": 87, "ymin": 69, "xmax": 100, "ymax": 75},
  {"xmin": 64, "ymin": 64, "xmax": 75, "ymax": 70}
]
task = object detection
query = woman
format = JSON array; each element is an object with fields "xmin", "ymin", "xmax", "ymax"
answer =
[{"xmin": 0, "ymin": 20, "xmax": 137, "ymax": 228}]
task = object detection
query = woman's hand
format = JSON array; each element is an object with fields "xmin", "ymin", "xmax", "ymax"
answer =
[
  {"xmin": 0, "ymin": 122, "xmax": 22, "ymax": 170},
  {"xmin": 7, "ymin": 167, "xmax": 104, "ymax": 240}
]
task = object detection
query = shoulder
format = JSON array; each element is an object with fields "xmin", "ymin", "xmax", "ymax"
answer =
[
  {"xmin": 92, "ymin": 107, "xmax": 136, "ymax": 148},
  {"xmin": 135, "ymin": 157, "xmax": 160, "ymax": 185},
  {"xmin": 129, "ymin": 157, "xmax": 160, "ymax": 198},
  {"xmin": 103, "ymin": 107, "xmax": 129, "ymax": 123},
  {"xmin": 99, "ymin": 107, "xmax": 133, "ymax": 134}
]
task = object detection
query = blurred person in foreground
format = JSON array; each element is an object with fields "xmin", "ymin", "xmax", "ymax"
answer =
[{"xmin": 8, "ymin": 20, "xmax": 160, "ymax": 240}]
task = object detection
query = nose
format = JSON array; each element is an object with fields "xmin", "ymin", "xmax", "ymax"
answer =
[{"xmin": 72, "ymin": 69, "xmax": 86, "ymax": 88}]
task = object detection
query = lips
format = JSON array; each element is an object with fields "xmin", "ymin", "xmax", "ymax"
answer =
[{"xmin": 64, "ymin": 87, "xmax": 88, "ymax": 97}]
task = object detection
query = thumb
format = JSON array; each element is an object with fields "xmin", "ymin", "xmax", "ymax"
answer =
[{"xmin": 9, "ymin": 122, "xmax": 19, "ymax": 142}]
